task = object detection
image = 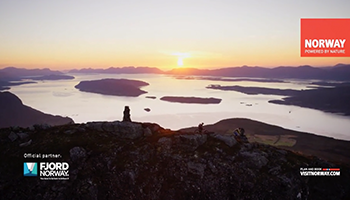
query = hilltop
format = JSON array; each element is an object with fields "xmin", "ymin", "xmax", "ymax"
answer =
[
  {"xmin": 0, "ymin": 92, "xmax": 74, "ymax": 128},
  {"xmin": 1, "ymin": 120, "xmax": 349, "ymax": 199},
  {"xmin": 180, "ymin": 118, "xmax": 350, "ymax": 164}
]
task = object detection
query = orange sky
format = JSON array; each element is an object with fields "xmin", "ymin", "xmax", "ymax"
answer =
[{"xmin": 1, "ymin": 1, "xmax": 349, "ymax": 70}]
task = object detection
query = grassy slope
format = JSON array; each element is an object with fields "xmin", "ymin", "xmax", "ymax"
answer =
[{"xmin": 180, "ymin": 118, "xmax": 350, "ymax": 165}]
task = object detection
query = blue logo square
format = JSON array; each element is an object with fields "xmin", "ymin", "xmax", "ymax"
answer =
[{"xmin": 23, "ymin": 162, "xmax": 38, "ymax": 176}]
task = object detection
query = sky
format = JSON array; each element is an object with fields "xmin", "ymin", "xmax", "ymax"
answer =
[{"xmin": 1, "ymin": 0, "xmax": 350, "ymax": 70}]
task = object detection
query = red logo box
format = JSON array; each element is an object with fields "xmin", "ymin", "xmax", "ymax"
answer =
[{"xmin": 300, "ymin": 18, "xmax": 350, "ymax": 57}]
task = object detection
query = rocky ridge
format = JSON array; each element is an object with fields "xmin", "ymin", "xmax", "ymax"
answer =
[{"xmin": 0, "ymin": 121, "xmax": 349, "ymax": 200}]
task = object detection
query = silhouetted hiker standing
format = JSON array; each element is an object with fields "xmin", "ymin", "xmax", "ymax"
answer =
[
  {"xmin": 123, "ymin": 106, "xmax": 131, "ymax": 122},
  {"xmin": 197, "ymin": 122, "xmax": 204, "ymax": 134}
]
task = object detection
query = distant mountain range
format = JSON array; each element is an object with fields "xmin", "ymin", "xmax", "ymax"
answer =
[
  {"xmin": 69, "ymin": 66, "xmax": 163, "ymax": 74},
  {"xmin": 168, "ymin": 64, "xmax": 350, "ymax": 81},
  {"xmin": 68, "ymin": 64, "xmax": 350, "ymax": 81},
  {"xmin": 0, "ymin": 67, "xmax": 64, "ymax": 81},
  {"xmin": 0, "ymin": 67, "xmax": 74, "ymax": 90},
  {"xmin": 1, "ymin": 64, "xmax": 350, "ymax": 81}
]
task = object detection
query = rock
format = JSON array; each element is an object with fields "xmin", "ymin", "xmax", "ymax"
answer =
[
  {"xmin": 8, "ymin": 132, "xmax": 18, "ymax": 142},
  {"xmin": 187, "ymin": 162, "xmax": 206, "ymax": 178},
  {"xmin": 33, "ymin": 124, "xmax": 51, "ymax": 130},
  {"xmin": 158, "ymin": 137, "xmax": 173, "ymax": 152},
  {"xmin": 150, "ymin": 124, "xmax": 161, "ymax": 133},
  {"xmin": 207, "ymin": 161, "xmax": 218, "ymax": 174},
  {"xmin": 70, "ymin": 147, "xmax": 87, "ymax": 163},
  {"xmin": 17, "ymin": 132, "xmax": 29, "ymax": 140},
  {"xmin": 268, "ymin": 166, "xmax": 281, "ymax": 175},
  {"xmin": 144, "ymin": 108, "xmax": 151, "ymax": 112},
  {"xmin": 277, "ymin": 149, "xmax": 287, "ymax": 155},
  {"xmin": 19, "ymin": 139, "xmax": 32, "ymax": 147},
  {"xmin": 11, "ymin": 126, "xmax": 20, "ymax": 131},
  {"xmin": 86, "ymin": 122, "xmax": 104, "ymax": 131},
  {"xmin": 240, "ymin": 151, "xmax": 269, "ymax": 169},
  {"xmin": 102, "ymin": 121, "xmax": 143, "ymax": 139},
  {"xmin": 279, "ymin": 175, "xmax": 292, "ymax": 187},
  {"xmin": 123, "ymin": 170, "xmax": 137, "ymax": 185},
  {"xmin": 211, "ymin": 133, "xmax": 237, "ymax": 147},
  {"xmin": 64, "ymin": 130, "xmax": 75, "ymax": 135},
  {"xmin": 178, "ymin": 134, "xmax": 207, "ymax": 148},
  {"xmin": 158, "ymin": 137, "xmax": 172, "ymax": 146},
  {"xmin": 297, "ymin": 192, "xmax": 302, "ymax": 199},
  {"xmin": 143, "ymin": 127, "xmax": 152, "ymax": 137}
]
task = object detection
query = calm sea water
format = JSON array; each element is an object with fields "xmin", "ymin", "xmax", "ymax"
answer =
[{"xmin": 8, "ymin": 73, "xmax": 350, "ymax": 141}]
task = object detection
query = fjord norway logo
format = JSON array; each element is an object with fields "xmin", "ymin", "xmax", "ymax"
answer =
[
  {"xmin": 301, "ymin": 18, "xmax": 350, "ymax": 57},
  {"xmin": 23, "ymin": 162, "xmax": 38, "ymax": 176}
]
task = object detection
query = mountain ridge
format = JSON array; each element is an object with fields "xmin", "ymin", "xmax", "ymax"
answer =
[
  {"xmin": 66, "ymin": 63, "xmax": 350, "ymax": 81},
  {"xmin": 2, "ymin": 64, "xmax": 350, "ymax": 81},
  {"xmin": 1, "ymin": 119, "xmax": 349, "ymax": 199}
]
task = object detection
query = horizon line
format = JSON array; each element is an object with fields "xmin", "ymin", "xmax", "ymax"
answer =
[{"xmin": 1, "ymin": 63, "xmax": 349, "ymax": 72}]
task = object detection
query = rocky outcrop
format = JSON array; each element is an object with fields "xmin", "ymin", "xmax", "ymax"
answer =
[
  {"xmin": 210, "ymin": 133, "xmax": 237, "ymax": 147},
  {"xmin": 87, "ymin": 121, "xmax": 144, "ymax": 140},
  {"xmin": 70, "ymin": 147, "xmax": 87, "ymax": 163},
  {"xmin": 0, "ymin": 121, "xmax": 349, "ymax": 200}
]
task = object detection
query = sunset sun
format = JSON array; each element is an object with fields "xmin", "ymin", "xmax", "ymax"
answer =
[
  {"xmin": 172, "ymin": 52, "xmax": 190, "ymax": 67},
  {"xmin": 177, "ymin": 57, "xmax": 184, "ymax": 67}
]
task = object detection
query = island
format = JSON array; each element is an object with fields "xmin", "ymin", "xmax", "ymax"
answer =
[
  {"xmin": 207, "ymin": 85, "xmax": 300, "ymax": 96},
  {"xmin": 269, "ymin": 86, "xmax": 350, "ymax": 116},
  {"xmin": 75, "ymin": 78, "xmax": 149, "ymax": 97},
  {"xmin": 176, "ymin": 76, "xmax": 286, "ymax": 83},
  {"xmin": 207, "ymin": 84, "xmax": 350, "ymax": 116},
  {"xmin": 160, "ymin": 96, "xmax": 222, "ymax": 104},
  {"xmin": 309, "ymin": 81, "xmax": 350, "ymax": 87}
]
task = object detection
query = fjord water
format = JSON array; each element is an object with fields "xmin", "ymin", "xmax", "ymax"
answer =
[{"xmin": 9, "ymin": 73, "xmax": 350, "ymax": 140}]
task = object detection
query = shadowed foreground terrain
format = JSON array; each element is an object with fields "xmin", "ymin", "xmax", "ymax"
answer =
[
  {"xmin": 180, "ymin": 118, "xmax": 350, "ymax": 165},
  {"xmin": 1, "ymin": 120, "xmax": 349, "ymax": 200}
]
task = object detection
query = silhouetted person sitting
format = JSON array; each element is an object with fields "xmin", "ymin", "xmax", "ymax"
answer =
[
  {"xmin": 233, "ymin": 128, "xmax": 248, "ymax": 143},
  {"xmin": 123, "ymin": 106, "xmax": 131, "ymax": 122}
]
